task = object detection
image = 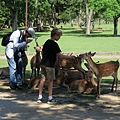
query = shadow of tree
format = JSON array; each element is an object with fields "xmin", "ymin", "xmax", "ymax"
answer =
[{"xmin": 0, "ymin": 76, "xmax": 120, "ymax": 119}]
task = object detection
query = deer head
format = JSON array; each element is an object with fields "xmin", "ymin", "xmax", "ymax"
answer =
[{"xmin": 79, "ymin": 52, "xmax": 96, "ymax": 60}]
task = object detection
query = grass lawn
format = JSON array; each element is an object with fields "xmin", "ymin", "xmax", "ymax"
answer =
[
  {"xmin": 0, "ymin": 23, "xmax": 120, "ymax": 83},
  {"xmin": 0, "ymin": 23, "xmax": 120, "ymax": 53}
]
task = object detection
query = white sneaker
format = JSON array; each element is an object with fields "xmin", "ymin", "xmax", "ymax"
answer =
[
  {"xmin": 47, "ymin": 99, "xmax": 58, "ymax": 105},
  {"xmin": 37, "ymin": 99, "xmax": 43, "ymax": 103}
]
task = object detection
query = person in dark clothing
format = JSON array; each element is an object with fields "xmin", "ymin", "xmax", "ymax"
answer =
[{"xmin": 37, "ymin": 28, "xmax": 75, "ymax": 104}]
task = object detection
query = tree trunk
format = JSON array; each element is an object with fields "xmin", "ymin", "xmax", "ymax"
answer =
[
  {"xmin": 113, "ymin": 16, "xmax": 118, "ymax": 36},
  {"xmin": 12, "ymin": 10, "xmax": 18, "ymax": 31},
  {"xmin": 78, "ymin": 3, "xmax": 82, "ymax": 28},
  {"xmin": 86, "ymin": 2, "xmax": 92, "ymax": 35},
  {"xmin": 52, "ymin": 4, "xmax": 56, "ymax": 27}
]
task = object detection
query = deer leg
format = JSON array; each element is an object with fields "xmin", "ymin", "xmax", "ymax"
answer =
[
  {"xmin": 31, "ymin": 69, "xmax": 34, "ymax": 78},
  {"xmin": 34, "ymin": 69, "xmax": 36, "ymax": 77},
  {"xmin": 111, "ymin": 77, "xmax": 115, "ymax": 92},
  {"xmin": 96, "ymin": 78, "xmax": 102, "ymax": 99},
  {"xmin": 37, "ymin": 68, "xmax": 40, "ymax": 76},
  {"xmin": 115, "ymin": 78, "xmax": 118, "ymax": 94},
  {"xmin": 23, "ymin": 67, "xmax": 26, "ymax": 82},
  {"xmin": 112, "ymin": 75, "xmax": 118, "ymax": 94}
]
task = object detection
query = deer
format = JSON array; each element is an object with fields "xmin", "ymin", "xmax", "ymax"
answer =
[
  {"xmin": 67, "ymin": 69, "xmax": 97, "ymax": 94},
  {"xmin": 79, "ymin": 52, "xmax": 120, "ymax": 99},
  {"xmin": 0, "ymin": 67, "xmax": 9, "ymax": 78},
  {"xmin": 30, "ymin": 38, "xmax": 42, "ymax": 78},
  {"xmin": 55, "ymin": 55, "xmax": 87, "ymax": 77},
  {"xmin": 21, "ymin": 51, "xmax": 28, "ymax": 81},
  {"xmin": 28, "ymin": 73, "xmax": 64, "ymax": 89},
  {"xmin": 55, "ymin": 55, "xmax": 89, "ymax": 87}
]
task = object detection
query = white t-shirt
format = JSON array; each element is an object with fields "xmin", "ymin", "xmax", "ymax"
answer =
[{"xmin": 5, "ymin": 30, "xmax": 26, "ymax": 58}]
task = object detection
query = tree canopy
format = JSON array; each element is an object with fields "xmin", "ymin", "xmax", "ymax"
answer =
[{"xmin": 0, "ymin": 0, "xmax": 120, "ymax": 35}]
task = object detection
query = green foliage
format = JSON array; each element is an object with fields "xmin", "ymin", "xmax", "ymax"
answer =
[
  {"xmin": 88, "ymin": 0, "xmax": 120, "ymax": 20},
  {"xmin": 0, "ymin": 1, "xmax": 10, "ymax": 27},
  {"xmin": 59, "ymin": 12, "xmax": 70, "ymax": 21}
]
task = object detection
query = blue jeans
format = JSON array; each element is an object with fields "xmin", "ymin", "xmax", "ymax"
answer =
[
  {"xmin": 7, "ymin": 55, "xmax": 17, "ymax": 84},
  {"xmin": 14, "ymin": 51, "xmax": 23, "ymax": 85},
  {"xmin": 6, "ymin": 51, "xmax": 23, "ymax": 85}
]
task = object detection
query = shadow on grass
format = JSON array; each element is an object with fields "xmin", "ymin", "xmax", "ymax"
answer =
[{"xmin": 0, "ymin": 27, "xmax": 120, "ymax": 38}]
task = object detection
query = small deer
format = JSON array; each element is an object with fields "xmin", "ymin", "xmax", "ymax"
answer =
[
  {"xmin": 28, "ymin": 73, "xmax": 64, "ymax": 89},
  {"xmin": 21, "ymin": 51, "xmax": 28, "ymax": 81},
  {"xmin": 79, "ymin": 52, "xmax": 120, "ymax": 98},
  {"xmin": 67, "ymin": 69, "xmax": 97, "ymax": 94},
  {"xmin": 30, "ymin": 38, "xmax": 42, "ymax": 78}
]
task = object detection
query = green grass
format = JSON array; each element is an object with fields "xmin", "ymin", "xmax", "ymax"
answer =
[
  {"xmin": 0, "ymin": 23, "xmax": 120, "ymax": 53},
  {"xmin": 0, "ymin": 23, "xmax": 120, "ymax": 82}
]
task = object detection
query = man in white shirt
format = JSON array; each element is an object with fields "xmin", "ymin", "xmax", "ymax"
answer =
[{"xmin": 5, "ymin": 28, "xmax": 36, "ymax": 90}]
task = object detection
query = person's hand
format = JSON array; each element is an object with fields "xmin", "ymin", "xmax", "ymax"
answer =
[{"xmin": 26, "ymin": 39, "xmax": 32, "ymax": 44}]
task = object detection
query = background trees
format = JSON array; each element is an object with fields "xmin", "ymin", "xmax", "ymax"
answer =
[{"xmin": 0, "ymin": 0, "xmax": 120, "ymax": 36}]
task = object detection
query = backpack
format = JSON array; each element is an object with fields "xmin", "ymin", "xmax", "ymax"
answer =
[
  {"xmin": 1, "ymin": 32, "xmax": 13, "ymax": 46},
  {"xmin": 1, "ymin": 30, "xmax": 22, "ymax": 47}
]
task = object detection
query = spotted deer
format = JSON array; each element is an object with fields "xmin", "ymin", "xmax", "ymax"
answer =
[{"xmin": 79, "ymin": 52, "xmax": 120, "ymax": 98}]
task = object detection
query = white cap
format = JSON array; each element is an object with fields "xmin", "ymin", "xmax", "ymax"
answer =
[{"xmin": 27, "ymin": 28, "xmax": 36, "ymax": 38}]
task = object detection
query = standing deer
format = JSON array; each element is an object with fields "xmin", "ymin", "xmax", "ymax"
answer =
[
  {"xmin": 30, "ymin": 38, "xmax": 42, "ymax": 78},
  {"xmin": 79, "ymin": 52, "xmax": 120, "ymax": 98},
  {"xmin": 55, "ymin": 55, "xmax": 88, "ymax": 86},
  {"xmin": 21, "ymin": 50, "xmax": 28, "ymax": 81}
]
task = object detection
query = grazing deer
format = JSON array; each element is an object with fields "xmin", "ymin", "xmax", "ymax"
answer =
[
  {"xmin": 79, "ymin": 52, "xmax": 120, "ymax": 98},
  {"xmin": 30, "ymin": 39, "xmax": 42, "ymax": 78}
]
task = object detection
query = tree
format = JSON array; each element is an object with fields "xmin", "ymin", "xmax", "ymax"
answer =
[
  {"xmin": 88, "ymin": 0, "xmax": 120, "ymax": 36},
  {"xmin": 86, "ymin": 0, "xmax": 93, "ymax": 35},
  {"xmin": 2, "ymin": 0, "xmax": 26, "ymax": 31},
  {"xmin": 0, "ymin": 1, "xmax": 11, "ymax": 29}
]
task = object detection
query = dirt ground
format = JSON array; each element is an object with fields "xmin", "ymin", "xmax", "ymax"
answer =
[
  {"xmin": 0, "ymin": 78, "xmax": 120, "ymax": 120},
  {"xmin": 0, "ymin": 54, "xmax": 120, "ymax": 120}
]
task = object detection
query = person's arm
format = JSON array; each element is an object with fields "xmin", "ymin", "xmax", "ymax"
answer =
[{"xmin": 13, "ymin": 30, "xmax": 32, "ymax": 49}]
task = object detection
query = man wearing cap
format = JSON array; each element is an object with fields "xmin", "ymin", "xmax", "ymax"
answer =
[{"xmin": 5, "ymin": 28, "xmax": 36, "ymax": 90}]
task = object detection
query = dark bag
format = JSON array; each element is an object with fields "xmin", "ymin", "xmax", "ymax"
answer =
[{"xmin": 1, "ymin": 32, "xmax": 13, "ymax": 46}]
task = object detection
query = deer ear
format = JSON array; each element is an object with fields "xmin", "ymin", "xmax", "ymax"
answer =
[
  {"xmin": 92, "ymin": 52, "xmax": 96, "ymax": 56},
  {"xmin": 87, "ymin": 51, "xmax": 92, "ymax": 56},
  {"xmin": 88, "ymin": 51, "xmax": 91, "ymax": 54}
]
